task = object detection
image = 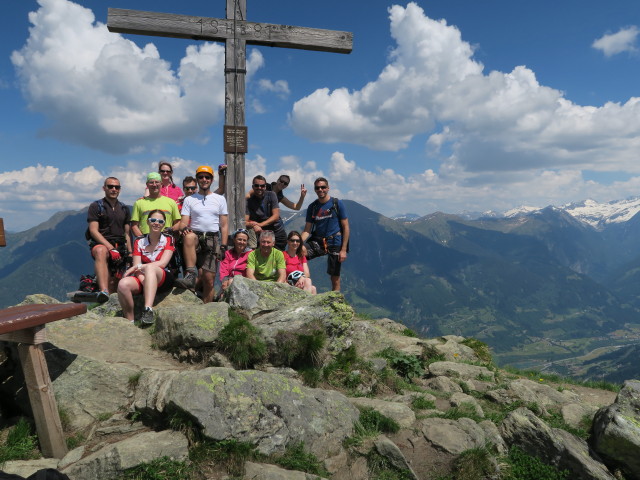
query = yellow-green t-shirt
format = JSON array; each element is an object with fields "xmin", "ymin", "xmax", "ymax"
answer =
[
  {"xmin": 131, "ymin": 196, "xmax": 181, "ymax": 234},
  {"xmin": 247, "ymin": 248, "xmax": 286, "ymax": 281}
]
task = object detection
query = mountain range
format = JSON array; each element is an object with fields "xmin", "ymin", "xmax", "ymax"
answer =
[{"xmin": 3, "ymin": 196, "xmax": 640, "ymax": 382}]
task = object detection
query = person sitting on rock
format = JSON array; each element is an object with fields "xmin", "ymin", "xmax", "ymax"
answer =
[
  {"xmin": 246, "ymin": 231, "xmax": 286, "ymax": 283},
  {"xmin": 117, "ymin": 210, "xmax": 176, "ymax": 324},
  {"xmin": 284, "ymin": 230, "xmax": 316, "ymax": 294},
  {"xmin": 219, "ymin": 228, "xmax": 253, "ymax": 292}
]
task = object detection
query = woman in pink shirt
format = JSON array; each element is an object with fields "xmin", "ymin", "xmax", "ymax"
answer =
[
  {"xmin": 219, "ymin": 229, "xmax": 253, "ymax": 292},
  {"xmin": 144, "ymin": 161, "xmax": 183, "ymax": 202},
  {"xmin": 283, "ymin": 230, "xmax": 316, "ymax": 294}
]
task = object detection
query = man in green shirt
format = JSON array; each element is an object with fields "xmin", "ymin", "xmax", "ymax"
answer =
[
  {"xmin": 131, "ymin": 172, "xmax": 181, "ymax": 236},
  {"xmin": 246, "ymin": 231, "xmax": 286, "ymax": 282}
]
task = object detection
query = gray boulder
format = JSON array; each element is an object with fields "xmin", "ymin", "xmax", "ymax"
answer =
[
  {"xmin": 501, "ymin": 407, "xmax": 615, "ymax": 480},
  {"xmin": 133, "ymin": 367, "xmax": 359, "ymax": 459},
  {"xmin": 592, "ymin": 380, "xmax": 640, "ymax": 479},
  {"xmin": 225, "ymin": 276, "xmax": 308, "ymax": 319},
  {"xmin": 349, "ymin": 397, "xmax": 416, "ymax": 428},
  {"xmin": 244, "ymin": 461, "xmax": 326, "ymax": 480},
  {"xmin": 61, "ymin": 430, "xmax": 189, "ymax": 480},
  {"xmin": 374, "ymin": 436, "xmax": 419, "ymax": 480},
  {"xmin": 420, "ymin": 417, "xmax": 488, "ymax": 455},
  {"xmin": 153, "ymin": 302, "xmax": 230, "ymax": 349},
  {"xmin": 427, "ymin": 361, "xmax": 494, "ymax": 382}
]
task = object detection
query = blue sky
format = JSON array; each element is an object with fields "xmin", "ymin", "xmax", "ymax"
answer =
[{"xmin": 3, "ymin": 0, "xmax": 640, "ymax": 231}]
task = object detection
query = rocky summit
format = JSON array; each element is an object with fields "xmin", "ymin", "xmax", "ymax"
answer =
[{"xmin": 0, "ymin": 276, "xmax": 638, "ymax": 479}]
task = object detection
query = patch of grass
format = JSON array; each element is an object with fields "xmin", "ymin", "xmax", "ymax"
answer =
[
  {"xmin": 96, "ymin": 412, "xmax": 113, "ymax": 422},
  {"xmin": 421, "ymin": 344, "xmax": 446, "ymax": 367},
  {"xmin": 190, "ymin": 439, "xmax": 261, "ymax": 477},
  {"xmin": 461, "ymin": 338, "xmax": 493, "ymax": 364},
  {"xmin": 323, "ymin": 346, "xmax": 376, "ymax": 393},
  {"xmin": 451, "ymin": 446, "xmax": 496, "ymax": 480},
  {"xmin": 503, "ymin": 446, "xmax": 569, "ymax": 480},
  {"xmin": 376, "ymin": 348, "xmax": 425, "ymax": 379},
  {"xmin": 545, "ymin": 410, "xmax": 591, "ymax": 439},
  {"xmin": 366, "ymin": 450, "xmax": 414, "ymax": 480},
  {"xmin": 501, "ymin": 366, "xmax": 621, "ymax": 392},
  {"xmin": 344, "ymin": 407, "xmax": 401, "ymax": 448},
  {"xmin": 128, "ymin": 372, "xmax": 142, "ymax": 388},
  {"xmin": 66, "ymin": 433, "xmax": 85, "ymax": 450},
  {"xmin": 435, "ymin": 403, "xmax": 484, "ymax": 423},
  {"xmin": 217, "ymin": 311, "xmax": 267, "ymax": 369},
  {"xmin": 411, "ymin": 396, "xmax": 436, "ymax": 410},
  {"xmin": 118, "ymin": 456, "xmax": 196, "ymax": 479},
  {"xmin": 359, "ymin": 407, "xmax": 400, "ymax": 434},
  {"xmin": 0, "ymin": 418, "xmax": 39, "ymax": 465},
  {"xmin": 274, "ymin": 322, "xmax": 326, "ymax": 369},
  {"xmin": 271, "ymin": 442, "xmax": 329, "ymax": 477},
  {"xmin": 402, "ymin": 328, "xmax": 418, "ymax": 337}
]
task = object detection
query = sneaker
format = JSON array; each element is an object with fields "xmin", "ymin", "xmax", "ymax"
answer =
[
  {"xmin": 96, "ymin": 291, "xmax": 109, "ymax": 303},
  {"xmin": 175, "ymin": 271, "xmax": 197, "ymax": 289},
  {"xmin": 140, "ymin": 307, "xmax": 154, "ymax": 325}
]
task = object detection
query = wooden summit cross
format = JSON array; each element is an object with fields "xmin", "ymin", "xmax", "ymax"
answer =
[{"xmin": 107, "ymin": 1, "xmax": 353, "ymax": 231}]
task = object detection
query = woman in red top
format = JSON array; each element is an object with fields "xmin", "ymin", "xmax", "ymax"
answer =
[
  {"xmin": 117, "ymin": 210, "xmax": 175, "ymax": 324},
  {"xmin": 283, "ymin": 230, "xmax": 316, "ymax": 294},
  {"xmin": 219, "ymin": 229, "xmax": 252, "ymax": 292}
]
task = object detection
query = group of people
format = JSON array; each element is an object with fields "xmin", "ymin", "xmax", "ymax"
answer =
[{"xmin": 87, "ymin": 161, "xmax": 350, "ymax": 324}]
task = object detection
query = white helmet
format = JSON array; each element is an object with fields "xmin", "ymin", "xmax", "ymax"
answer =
[{"xmin": 287, "ymin": 270, "xmax": 305, "ymax": 286}]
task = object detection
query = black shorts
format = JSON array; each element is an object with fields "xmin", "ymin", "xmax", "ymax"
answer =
[{"xmin": 305, "ymin": 239, "xmax": 343, "ymax": 277}]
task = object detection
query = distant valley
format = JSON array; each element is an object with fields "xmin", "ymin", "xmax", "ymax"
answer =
[{"xmin": 3, "ymin": 196, "xmax": 640, "ymax": 382}]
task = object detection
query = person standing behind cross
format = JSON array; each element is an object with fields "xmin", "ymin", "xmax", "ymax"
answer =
[
  {"xmin": 246, "ymin": 175, "xmax": 287, "ymax": 251},
  {"xmin": 301, "ymin": 177, "xmax": 350, "ymax": 292},
  {"xmin": 131, "ymin": 172, "xmax": 181, "ymax": 237},
  {"xmin": 174, "ymin": 166, "xmax": 229, "ymax": 303}
]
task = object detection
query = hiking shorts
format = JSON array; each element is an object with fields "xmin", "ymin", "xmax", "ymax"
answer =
[
  {"xmin": 194, "ymin": 231, "xmax": 219, "ymax": 273},
  {"xmin": 305, "ymin": 238, "xmax": 343, "ymax": 277}
]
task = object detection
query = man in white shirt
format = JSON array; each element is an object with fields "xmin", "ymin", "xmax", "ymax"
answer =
[{"xmin": 174, "ymin": 166, "xmax": 229, "ymax": 303}]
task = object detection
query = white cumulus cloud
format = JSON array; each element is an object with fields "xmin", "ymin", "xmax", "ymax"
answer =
[
  {"xmin": 290, "ymin": 3, "xmax": 640, "ymax": 179},
  {"xmin": 593, "ymin": 26, "xmax": 639, "ymax": 57},
  {"xmin": 11, "ymin": 0, "xmax": 265, "ymax": 154}
]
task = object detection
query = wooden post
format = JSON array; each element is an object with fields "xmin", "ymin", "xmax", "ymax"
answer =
[
  {"xmin": 224, "ymin": 0, "xmax": 247, "ymax": 232},
  {"xmin": 18, "ymin": 331, "xmax": 68, "ymax": 459},
  {"xmin": 107, "ymin": 5, "xmax": 352, "ymax": 233},
  {"xmin": 0, "ymin": 303, "xmax": 86, "ymax": 459},
  {"xmin": 0, "ymin": 218, "xmax": 6, "ymax": 247}
]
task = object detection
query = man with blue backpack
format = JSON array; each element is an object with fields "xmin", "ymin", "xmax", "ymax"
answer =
[
  {"xmin": 87, "ymin": 177, "xmax": 132, "ymax": 302},
  {"xmin": 301, "ymin": 177, "xmax": 350, "ymax": 292}
]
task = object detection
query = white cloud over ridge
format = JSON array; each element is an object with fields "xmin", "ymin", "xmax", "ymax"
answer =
[
  {"xmin": 11, "ymin": 0, "xmax": 264, "ymax": 154},
  {"xmin": 290, "ymin": 3, "xmax": 640, "ymax": 177},
  {"xmin": 593, "ymin": 26, "xmax": 639, "ymax": 57}
]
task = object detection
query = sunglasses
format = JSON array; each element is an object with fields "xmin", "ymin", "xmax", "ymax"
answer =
[
  {"xmin": 234, "ymin": 228, "xmax": 249, "ymax": 235},
  {"xmin": 105, "ymin": 184, "xmax": 121, "ymax": 190},
  {"xmin": 197, "ymin": 175, "xmax": 213, "ymax": 180},
  {"xmin": 314, "ymin": 185, "xmax": 328, "ymax": 190},
  {"xmin": 184, "ymin": 186, "xmax": 197, "ymax": 191},
  {"xmin": 148, "ymin": 218, "xmax": 166, "ymax": 225},
  {"xmin": 289, "ymin": 238, "xmax": 301, "ymax": 243},
  {"xmin": 253, "ymin": 183, "xmax": 267, "ymax": 189},
  {"xmin": 159, "ymin": 169, "xmax": 172, "ymax": 174},
  {"xmin": 278, "ymin": 179, "xmax": 289, "ymax": 187}
]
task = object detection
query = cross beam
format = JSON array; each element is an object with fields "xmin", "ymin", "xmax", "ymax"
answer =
[
  {"xmin": 108, "ymin": 8, "xmax": 353, "ymax": 54},
  {"xmin": 107, "ymin": 2, "xmax": 352, "ymax": 231}
]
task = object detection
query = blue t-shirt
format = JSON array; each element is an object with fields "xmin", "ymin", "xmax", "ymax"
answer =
[{"xmin": 305, "ymin": 197, "xmax": 347, "ymax": 246}]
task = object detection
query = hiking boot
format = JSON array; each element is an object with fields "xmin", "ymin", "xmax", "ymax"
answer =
[
  {"xmin": 175, "ymin": 271, "xmax": 197, "ymax": 289},
  {"xmin": 140, "ymin": 307, "xmax": 154, "ymax": 325},
  {"xmin": 97, "ymin": 291, "xmax": 109, "ymax": 303}
]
